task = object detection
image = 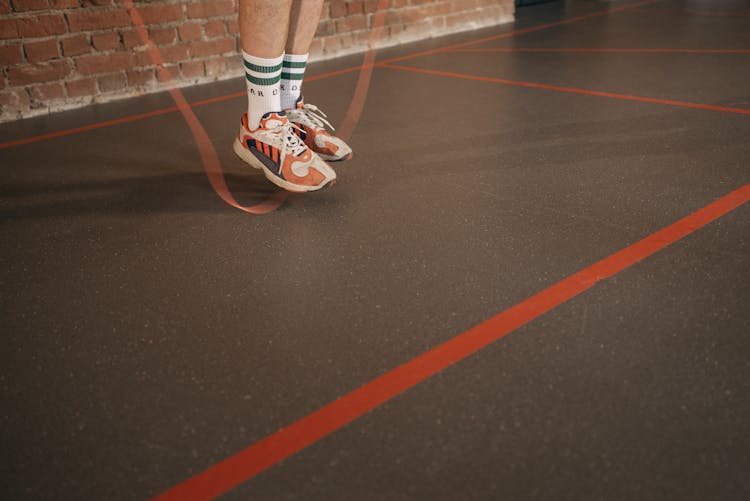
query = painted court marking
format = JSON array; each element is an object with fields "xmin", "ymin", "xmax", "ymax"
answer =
[
  {"xmin": 3, "ymin": 0, "xmax": 746, "ymax": 497},
  {"xmin": 445, "ymin": 47, "xmax": 750, "ymax": 54},
  {"xmin": 380, "ymin": 64, "xmax": 750, "ymax": 116},
  {"xmin": 152, "ymin": 183, "xmax": 750, "ymax": 500},
  {"xmin": 0, "ymin": 0, "xmax": 657, "ymax": 152}
]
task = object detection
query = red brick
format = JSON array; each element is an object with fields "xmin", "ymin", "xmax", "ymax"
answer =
[
  {"xmin": 92, "ymin": 32, "xmax": 121, "ymax": 51},
  {"xmin": 126, "ymin": 68, "xmax": 154, "ymax": 87},
  {"xmin": 7, "ymin": 59, "xmax": 70, "ymax": 85},
  {"xmin": 135, "ymin": 44, "xmax": 187, "ymax": 66},
  {"xmin": 351, "ymin": 29, "xmax": 372, "ymax": 47},
  {"xmin": 17, "ymin": 14, "xmax": 67, "ymax": 37},
  {"xmin": 66, "ymin": 9, "xmax": 131, "ymax": 31},
  {"xmin": 384, "ymin": 10, "xmax": 402, "ymax": 25},
  {"xmin": 75, "ymin": 51, "xmax": 132, "ymax": 75},
  {"xmin": 160, "ymin": 45, "xmax": 188, "ymax": 63},
  {"xmin": 180, "ymin": 60, "xmax": 204, "ymax": 78},
  {"xmin": 148, "ymin": 27, "xmax": 175, "ymax": 45},
  {"xmin": 226, "ymin": 18, "xmax": 239, "ymax": 35},
  {"xmin": 24, "ymin": 39, "xmax": 59, "ymax": 62},
  {"xmin": 61, "ymin": 34, "xmax": 91, "ymax": 56},
  {"xmin": 137, "ymin": 4, "xmax": 183, "ymax": 24},
  {"xmin": 388, "ymin": 22, "xmax": 405, "ymax": 38},
  {"xmin": 316, "ymin": 19, "xmax": 334, "ymax": 37},
  {"xmin": 189, "ymin": 37, "xmax": 234, "ymax": 58},
  {"xmin": 204, "ymin": 20, "xmax": 225, "ymax": 38},
  {"xmin": 0, "ymin": 43, "xmax": 23, "ymax": 65},
  {"xmin": 132, "ymin": 50, "xmax": 151, "ymax": 68},
  {"xmin": 329, "ymin": 0, "xmax": 346, "ymax": 18},
  {"xmin": 0, "ymin": 19, "xmax": 18, "ymax": 39},
  {"xmin": 443, "ymin": 11, "xmax": 472, "ymax": 28},
  {"xmin": 346, "ymin": 0, "xmax": 363, "ymax": 15},
  {"xmin": 29, "ymin": 81, "xmax": 65, "ymax": 101},
  {"xmin": 155, "ymin": 63, "xmax": 178, "ymax": 82},
  {"xmin": 66, "ymin": 77, "xmax": 96, "ymax": 97},
  {"xmin": 82, "ymin": 0, "xmax": 112, "ymax": 5},
  {"xmin": 0, "ymin": 0, "xmax": 10, "ymax": 14},
  {"xmin": 11, "ymin": 0, "xmax": 49, "ymax": 11},
  {"xmin": 178, "ymin": 23, "xmax": 201, "ymax": 41},
  {"xmin": 363, "ymin": 0, "xmax": 379, "ymax": 14},
  {"xmin": 51, "ymin": 0, "xmax": 80, "ymax": 7},
  {"xmin": 97, "ymin": 72, "xmax": 126, "ymax": 92},
  {"xmin": 186, "ymin": 0, "xmax": 233, "ymax": 19},
  {"xmin": 335, "ymin": 14, "xmax": 368, "ymax": 32},
  {"xmin": 403, "ymin": 5, "xmax": 448, "ymax": 23},
  {"xmin": 449, "ymin": 1, "xmax": 466, "ymax": 12},
  {"xmin": 121, "ymin": 29, "xmax": 146, "ymax": 49},
  {"xmin": 323, "ymin": 33, "xmax": 353, "ymax": 54}
]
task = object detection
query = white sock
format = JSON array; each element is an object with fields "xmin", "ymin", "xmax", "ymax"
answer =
[
  {"xmin": 280, "ymin": 53, "xmax": 308, "ymax": 110},
  {"xmin": 243, "ymin": 51, "xmax": 283, "ymax": 129}
]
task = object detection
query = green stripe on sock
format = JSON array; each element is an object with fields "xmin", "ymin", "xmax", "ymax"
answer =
[
  {"xmin": 281, "ymin": 72, "xmax": 304, "ymax": 80},
  {"xmin": 243, "ymin": 60, "xmax": 283, "ymax": 73},
  {"xmin": 245, "ymin": 73, "xmax": 281, "ymax": 85},
  {"xmin": 282, "ymin": 60, "xmax": 307, "ymax": 69}
]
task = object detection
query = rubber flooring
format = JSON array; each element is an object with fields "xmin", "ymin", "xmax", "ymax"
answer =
[{"xmin": 1, "ymin": 0, "xmax": 749, "ymax": 499}]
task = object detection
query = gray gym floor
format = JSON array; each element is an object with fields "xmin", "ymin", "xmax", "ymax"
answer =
[{"xmin": 2, "ymin": 0, "xmax": 749, "ymax": 499}]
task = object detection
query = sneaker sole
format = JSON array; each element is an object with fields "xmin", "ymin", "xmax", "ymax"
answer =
[
  {"xmin": 319, "ymin": 151, "xmax": 353, "ymax": 162},
  {"xmin": 233, "ymin": 138, "xmax": 335, "ymax": 193}
]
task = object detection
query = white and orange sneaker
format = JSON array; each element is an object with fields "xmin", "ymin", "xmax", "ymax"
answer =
[
  {"xmin": 285, "ymin": 96, "xmax": 353, "ymax": 162},
  {"xmin": 233, "ymin": 111, "xmax": 336, "ymax": 192}
]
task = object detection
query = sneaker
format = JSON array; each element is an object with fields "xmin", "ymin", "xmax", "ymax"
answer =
[
  {"xmin": 285, "ymin": 96, "xmax": 353, "ymax": 162},
  {"xmin": 233, "ymin": 111, "xmax": 336, "ymax": 193}
]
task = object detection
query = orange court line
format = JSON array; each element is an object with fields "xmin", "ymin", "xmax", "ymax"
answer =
[
  {"xmin": 0, "ymin": 68, "xmax": 366, "ymax": 151},
  {"xmin": 380, "ymin": 63, "xmax": 750, "ymax": 117},
  {"xmin": 0, "ymin": 0, "xmax": 656, "ymax": 151},
  {"xmin": 627, "ymin": 7, "xmax": 750, "ymax": 17},
  {"xmin": 150, "ymin": 181, "xmax": 750, "ymax": 500},
  {"xmin": 445, "ymin": 47, "xmax": 750, "ymax": 54},
  {"xmin": 379, "ymin": 0, "xmax": 659, "ymax": 65}
]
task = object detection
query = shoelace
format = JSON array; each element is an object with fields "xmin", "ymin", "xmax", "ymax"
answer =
[
  {"xmin": 258, "ymin": 120, "xmax": 308, "ymax": 157},
  {"xmin": 297, "ymin": 103, "xmax": 335, "ymax": 132}
]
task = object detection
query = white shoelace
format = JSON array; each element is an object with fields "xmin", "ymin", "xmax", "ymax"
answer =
[
  {"xmin": 296, "ymin": 103, "xmax": 335, "ymax": 132},
  {"xmin": 257, "ymin": 120, "xmax": 308, "ymax": 157}
]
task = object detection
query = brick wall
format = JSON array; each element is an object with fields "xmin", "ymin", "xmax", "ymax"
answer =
[{"xmin": 0, "ymin": 0, "xmax": 514, "ymax": 123}]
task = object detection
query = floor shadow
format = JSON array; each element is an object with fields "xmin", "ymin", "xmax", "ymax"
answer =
[{"xmin": 0, "ymin": 170, "xmax": 290, "ymax": 221}]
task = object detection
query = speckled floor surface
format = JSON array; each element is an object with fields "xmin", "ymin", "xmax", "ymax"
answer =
[{"xmin": 1, "ymin": 0, "xmax": 749, "ymax": 499}]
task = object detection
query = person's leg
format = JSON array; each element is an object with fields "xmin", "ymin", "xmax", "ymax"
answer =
[
  {"xmin": 239, "ymin": 0, "xmax": 292, "ymax": 129},
  {"xmin": 234, "ymin": 0, "xmax": 336, "ymax": 192},
  {"xmin": 280, "ymin": 0, "xmax": 325, "ymax": 110},
  {"xmin": 282, "ymin": 0, "xmax": 353, "ymax": 161}
]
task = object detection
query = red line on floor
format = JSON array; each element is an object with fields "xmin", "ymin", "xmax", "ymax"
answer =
[
  {"xmin": 151, "ymin": 182, "xmax": 750, "ymax": 501},
  {"xmin": 378, "ymin": 0, "xmax": 658, "ymax": 65},
  {"xmin": 445, "ymin": 47, "xmax": 750, "ymax": 54},
  {"xmin": 1, "ymin": 103, "xmax": 173, "ymax": 150},
  {"xmin": 0, "ymin": 66, "xmax": 372, "ymax": 152},
  {"xmin": 337, "ymin": 0, "xmax": 390, "ymax": 141},
  {"xmin": 628, "ymin": 7, "xmax": 750, "ymax": 17},
  {"xmin": 380, "ymin": 64, "xmax": 750, "ymax": 116},
  {"xmin": 0, "ymin": 0, "xmax": 655, "ymax": 151}
]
